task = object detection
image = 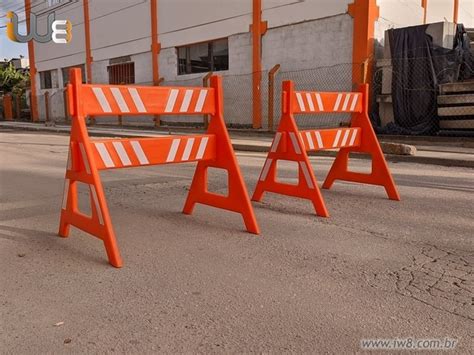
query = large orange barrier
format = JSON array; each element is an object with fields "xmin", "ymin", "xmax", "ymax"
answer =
[
  {"xmin": 59, "ymin": 68, "xmax": 259, "ymax": 267},
  {"xmin": 252, "ymin": 80, "xmax": 400, "ymax": 216}
]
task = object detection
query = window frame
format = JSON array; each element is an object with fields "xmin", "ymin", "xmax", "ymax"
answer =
[{"xmin": 177, "ymin": 38, "xmax": 229, "ymax": 76}]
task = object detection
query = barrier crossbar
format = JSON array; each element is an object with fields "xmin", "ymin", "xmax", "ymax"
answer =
[
  {"xmin": 59, "ymin": 68, "xmax": 259, "ymax": 267},
  {"xmin": 253, "ymin": 80, "xmax": 400, "ymax": 217}
]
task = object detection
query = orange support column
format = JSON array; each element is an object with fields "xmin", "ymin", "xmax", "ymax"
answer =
[
  {"xmin": 150, "ymin": 0, "xmax": 162, "ymax": 126},
  {"xmin": 453, "ymin": 0, "xmax": 459, "ymax": 23},
  {"xmin": 250, "ymin": 0, "xmax": 267, "ymax": 129},
  {"xmin": 348, "ymin": 0, "xmax": 379, "ymax": 86},
  {"xmin": 83, "ymin": 0, "xmax": 93, "ymax": 83},
  {"xmin": 24, "ymin": 0, "xmax": 38, "ymax": 122},
  {"xmin": 3, "ymin": 95, "xmax": 13, "ymax": 121}
]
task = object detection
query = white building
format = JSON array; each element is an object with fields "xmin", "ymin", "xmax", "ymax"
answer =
[{"xmin": 29, "ymin": 0, "xmax": 473, "ymax": 127}]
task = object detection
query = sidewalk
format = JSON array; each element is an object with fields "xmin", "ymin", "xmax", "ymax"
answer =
[{"xmin": 1, "ymin": 121, "xmax": 473, "ymax": 168}]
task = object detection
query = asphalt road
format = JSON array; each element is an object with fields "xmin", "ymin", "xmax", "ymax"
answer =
[{"xmin": 1, "ymin": 131, "xmax": 473, "ymax": 353}]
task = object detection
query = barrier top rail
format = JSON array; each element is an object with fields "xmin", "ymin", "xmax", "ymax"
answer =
[
  {"xmin": 283, "ymin": 87, "xmax": 364, "ymax": 115},
  {"xmin": 68, "ymin": 83, "xmax": 216, "ymax": 117}
]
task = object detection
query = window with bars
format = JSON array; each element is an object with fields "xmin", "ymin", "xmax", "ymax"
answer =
[
  {"xmin": 39, "ymin": 70, "xmax": 58, "ymax": 89},
  {"xmin": 108, "ymin": 62, "xmax": 135, "ymax": 85},
  {"xmin": 177, "ymin": 38, "xmax": 229, "ymax": 75}
]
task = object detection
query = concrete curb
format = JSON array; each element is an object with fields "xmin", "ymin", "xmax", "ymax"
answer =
[{"xmin": 1, "ymin": 122, "xmax": 473, "ymax": 168}]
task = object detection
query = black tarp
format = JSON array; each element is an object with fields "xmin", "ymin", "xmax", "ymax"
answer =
[{"xmin": 376, "ymin": 24, "xmax": 473, "ymax": 135}]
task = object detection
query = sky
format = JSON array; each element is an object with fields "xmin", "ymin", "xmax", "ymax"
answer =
[{"xmin": 0, "ymin": 0, "xmax": 28, "ymax": 60}]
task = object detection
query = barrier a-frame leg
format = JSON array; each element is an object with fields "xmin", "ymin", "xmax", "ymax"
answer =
[
  {"xmin": 183, "ymin": 76, "xmax": 260, "ymax": 234},
  {"xmin": 58, "ymin": 116, "xmax": 122, "ymax": 267},
  {"xmin": 251, "ymin": 112, "xmax": 329, "ymax": 217},
  {"xmin": 322, "ymin": 85, "xmax": 400, "ymax": 201}
]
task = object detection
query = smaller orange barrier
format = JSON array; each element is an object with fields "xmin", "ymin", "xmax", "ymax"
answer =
[
  {"xmin": 59, "ymin": 68, "xmax": 259, "ymax": 267},
  {"xmin": 252, "ymin": 80, "xmax": 400, "ymax": 216}
]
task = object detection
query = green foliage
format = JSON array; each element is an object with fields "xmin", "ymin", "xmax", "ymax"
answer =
[{"xmin": 0, "ymin": 63, "xmax": 30, "ymax": 95}]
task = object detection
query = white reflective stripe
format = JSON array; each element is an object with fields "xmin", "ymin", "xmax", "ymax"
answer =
[
  {"xmin": 131, "ymin": 141, "xmax": 149, "ymax": 165},
  {"xmin": 90, "ymin": 185, "xmax": 104, "ymax": 225},
  {"xmin": 166, "ymin": 139, "xmax": 180, "ymax": 162},
  {"xmin": 289, "ymin": 132, "xmax": 301, "ymax": 154},
  {"xmin": 305, "ymin": 131, "xmax": 315, "ymax": 150},
  {"xmin": 180, "ymin": 90, "xmax": 194, "ymax": 112},
  {"xmin": 299, "ymin": 162, "xmax": 314, "ymax": 189},
  {"xmin": 349, "ymin": 129, "xmax": 358, "ymax": 146},
  {"xmin": 92, "ymin": 87, "xmax": 112, "ymax": 113},
  {"xmin": 315, "ymin": 93, "xmax": 324, "ymax": 111},
  {"xmin": 194, "ymin": 90, "xmax": 208, "ymax": 112},
  {"xmin": 66, "ymin": 148, "xmax": 72, "ymax": 170},
  {"xmin": 305, "ymin": 93, "xmax": 315, "ymax": 111},
  {"xmin": 333, "ymin": 93, "xmax": 343, "ymax": 111},
  {"xmin": 341, "ymin": 93, "xmax": 351, "ymax": 111},
  {"xmin": 315, "ymin": 131, "xmax": 324, "ymax": 149},
  {"xmin": 340, "ymin": 129, "xmax": 350, "ymax": 146},
  {"xmin": 164, "ymin": 89, "xmax": 179, "ymax": 112},
  {"xmin": 112, "ymin": 141, "xmax": 132, "ymax": 166},
  {"xmin": 196, "ymin": 137, "xmax": 209, "ymax": 159},
  {"xmin": 181, "ymin": 138, "xmax": 195, "ymax": 161},
  {"xmin": 349, "ymin": 94, "xmax": 359, "ymax": 111},
  {"xmin": 110, "ymin": 88, "xmax": 130, "ymax": 113},
  {"xmin": 270, "ymin": 132, "xmax": 282, "ymax": 153},
  {"xmin": 79, "ymin": 143, "xmax": 91, "ymax": 174},
  {"xmin": 333, "ymin": 130, "xmax": 342, "ymax": 147},
  {"xmin": 128, "ymin": 88, "xmax": 147, "ymax": 113},
  {"xmin": 62, "ymin": 179, "xmax": 69, "ymax": 210},
  {"xmin": 95, "ymin": 143, "xmax": 115, "ymax": 168},
  {"xmin": 260, "ymin": 158, "xmax": 273, "ymax": 181},
  {"xmin": 295, "ymin": 92, "xmax": 305, "ymax": 111}
]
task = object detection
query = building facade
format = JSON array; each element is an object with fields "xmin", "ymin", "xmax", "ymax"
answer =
[{"xmin": 29, "ymin": 0, "xmax": 473, "ymax": 127}]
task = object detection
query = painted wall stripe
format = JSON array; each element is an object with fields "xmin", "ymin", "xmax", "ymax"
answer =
[
  {"xmin": 194, "ymin": 90, "xmax": 208, "ymax": 112},
  {"xmin": 289, "ymin": 132, "xmax": 301, "ymax": 154},
  {"xmin": 112, "ymin": 141, "xmax": 132, "ymax": 166},
  {"xmin": 333, "ymin": 93, "xmax": 343, "ymax": 111},
  {"xmin": 349, "ymin": 94, "xmax": 359, "ymax": 111},
  {"xmin": 130, "ymin": 141, "xmax": 149, "ymax": 165},
  {"xmin": 195, "ymin": 137, "xmax": 209, "ymax": 159},
  {"xmin": 333, "ymin": 129, "xmax": 342, "ymax": 147},
  {"xmin": 90, "ymin": 185, "xmax": 104, "ymax": 225},
  {"xmin": 62, "ymin": 179, "xmax": 69, "ymax": 209},
  {"xmin": 341, "ymin": 93, "xmax": 351, "ymax": 111},
  {"xmin": 295, "ymin": 93, "xmax": 305, "ymax": 111},
  {"xmin": 110, "ymin": 88, "xmax": 130, "ymax": 113},
  {"xmin": 349, "ymin": 129, "xmax": 358, "ymax": 146},
  {"xmin": 315, "ymin": 131, "xmax": 324, "ymax": 149},
  {"xmin": 340, "ymin": 129, "xmax": 350, "ymax": 146},
  {"xmin": 166, "ymin": 139, "xmax": 180, "ymax": 162},
  {"xmin": 305, "ymin": 93, "xmax": 315, "ymax": 111},
  {"xmin": 270, "ymin": 132, "xmax": 282, "ymax": 152},
  {"xmin": 79, "ymin": 143, "xmax": 91, "ymax": 174},
  {"xmin": 305, "ymin": 131, "xmax": 315, "ymax": 150},
  {"xmin": 180, "ymin": 90, "xmax": 194, "ymax": 112},
  {"xmin": 260, "ymin": 158, "xmax": 273, "ymax": 181},
  {"xmin": 299, "ymin": 162, "xmax": 314, "ymax": 189},
  {"xmin": 181, "ymin": 138, "xmax": 195, "ymax": 161},
  {"xmin": 164, "ymin": 89, "xmax": 179, "ymax": 112},
  {"xmin": 315, "ymin": 93, "xmax": 324, "ymax": 111},
  {"xmin": 95, "ymin": 142, "xmax": 115, "ymax": 168},
  {"xmin": 128, "ymin": 88, "xmax": 147, "ymax": 113},
  {"xmin": 92, "ymin": 87, "xmax": 112, "ymax": 113}
]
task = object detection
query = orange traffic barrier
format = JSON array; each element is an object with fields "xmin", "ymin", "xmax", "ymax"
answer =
[
  {"xmin": 59, "ymin": 68, "xmax": 259, "ymax": 267},
  {"xmin": 252, "ymin": 80, "xmax": 400, "ymax": 216}
]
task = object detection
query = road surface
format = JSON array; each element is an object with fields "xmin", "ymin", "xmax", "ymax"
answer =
[{"xmin": 1, "ymin": 131, "xmax": 473, "ymax": 353}]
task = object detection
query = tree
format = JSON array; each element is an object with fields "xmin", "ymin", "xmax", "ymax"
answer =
[{"xmin": 0, "ymin": 63, "xmax": 30, "ymax": 95}]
